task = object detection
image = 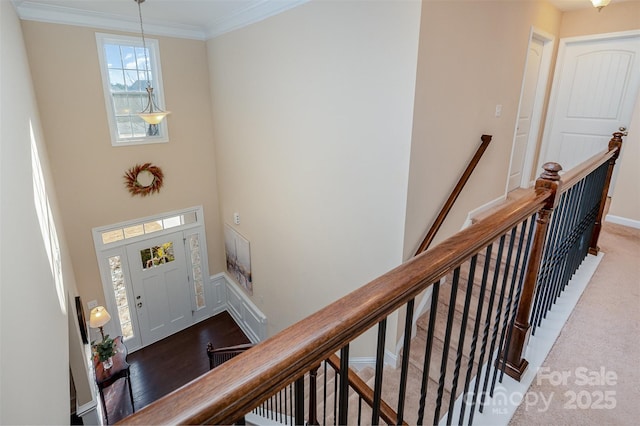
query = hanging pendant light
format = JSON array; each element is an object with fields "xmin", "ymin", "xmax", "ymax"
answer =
[
  {"xmin": 591, "ymin": 0, "xmax": 611, "ymax": 11},
  {"xmin": 135, "ymin": 0, "xmax": 170, "ymax": 125}
]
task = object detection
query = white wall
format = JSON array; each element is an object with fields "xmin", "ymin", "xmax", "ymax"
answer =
[
  {"xmin": 207, "ymin": 0, "xmax": 421, "ymax": 355},
  {"xmin": 0, "ymin": 2, "xmax": 74, "ymax": 423},
  {"xmin": 404, "ymin": 0, "xmax": 562, "ymax": 258}
]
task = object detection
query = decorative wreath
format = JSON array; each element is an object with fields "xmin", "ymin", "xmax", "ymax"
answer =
[{"xmin": 124, "ymin": 163, "xmax": 164, "ymax": 196}]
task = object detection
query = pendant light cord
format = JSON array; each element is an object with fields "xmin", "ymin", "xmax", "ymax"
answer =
[{"xmin": 136, "ymin": 0, "xmax": 151, "ymax": 88}]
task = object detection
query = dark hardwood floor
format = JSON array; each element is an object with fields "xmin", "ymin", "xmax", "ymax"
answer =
[{"xmin": 103, "ymin": 311, "xmax": 251, "ymax": 424}]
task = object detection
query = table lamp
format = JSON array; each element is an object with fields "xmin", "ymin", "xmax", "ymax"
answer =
[{"xmin": 89, "ymin": 306, "xmax": 111, "ymax": 341}]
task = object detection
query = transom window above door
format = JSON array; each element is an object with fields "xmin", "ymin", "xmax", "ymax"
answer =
[{"xmin": 96, "ymin": 33, "xmax": 169, "ymax": 146}]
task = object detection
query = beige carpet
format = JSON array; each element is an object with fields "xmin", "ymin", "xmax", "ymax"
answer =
[{"xmin": 510, "ymin": 222, "xmax": 640, "ymax": 425}]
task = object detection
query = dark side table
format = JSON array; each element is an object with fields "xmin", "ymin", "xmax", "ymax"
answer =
[{"xmin": 94, "ymin": 336, "xmax": 134, "ymax": 423}]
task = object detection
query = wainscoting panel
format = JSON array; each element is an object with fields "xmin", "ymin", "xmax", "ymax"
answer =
[
  {"xmin": 209, "ymin": 272, "xmax": 267, "ymax": 344},
  {"xmin": 210, "ymin": 274, "xmax": 228, "ymax": 316}
]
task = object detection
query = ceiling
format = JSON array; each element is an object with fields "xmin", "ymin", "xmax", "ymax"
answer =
[
  {"xmin": 11, "ymin": 0, "xmax": 616, "ymax": 41},
  {"xmin": 11, "ymin": 0, "xmax": 311, "ymax": 40}
]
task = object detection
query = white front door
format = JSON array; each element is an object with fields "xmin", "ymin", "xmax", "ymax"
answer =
[
  {"xmin": 508, "ymin": 36, "xmax": 545, "ymax": 192},
  {"xmin": 126, "ymin": 231, "xmax": 192, "ymax": 346},
  {"xmin": 539, "ymin": 32, "xmax": 640, "ymax": 172}
]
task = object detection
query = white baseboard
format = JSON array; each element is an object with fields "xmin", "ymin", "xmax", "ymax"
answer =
[
  {"xmin": 463, "ymin": 195, "xmax": 507, "ymax": 228},
  {"xmin": 605, "ymin": 214, "xmax": 640, "ymax": 229},
  {"xmin": 349, "ymin": 350, "xmax": 397, "ymax": 372},
  {"xmin": 210, "ymin": 272, "xmax": 267, "ymax": 343}
]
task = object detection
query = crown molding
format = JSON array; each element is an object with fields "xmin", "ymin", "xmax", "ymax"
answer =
[
  {"xmin": 205, "ymin": 0, "xmax": 310, "ymax": 39},
  {"xmin": 11, "ymin": 0, "xmax": 311, "ymax": 41},
  {"xmin": 12, "ymin": 0, "xmax": 205, "ymax": 39}
]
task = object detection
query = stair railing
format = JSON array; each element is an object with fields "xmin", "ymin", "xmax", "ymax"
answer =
[
  {"xmin": 415, "ymin": 134, "xmax": 492, "ymax": 255},
  {"xmin": 207, "ymin": 343, "xmax": 254, "ymax": 370},
  {"xmin": 121, "ymin": 132, "xmax": 623, "ymax": 425},
  {"xmin": 501, "ymin": 131, "xmax": 625, "ymax": 380}
]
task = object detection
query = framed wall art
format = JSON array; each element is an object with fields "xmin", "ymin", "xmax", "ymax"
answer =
[{"xmin": 224, "ymin": 224, "xmax": 253, "ymax": 295}]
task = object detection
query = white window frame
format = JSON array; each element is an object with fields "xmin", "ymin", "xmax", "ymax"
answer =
[{"xmin": 96, "ymin": 32, "xmax": 169, "ymax": 146}]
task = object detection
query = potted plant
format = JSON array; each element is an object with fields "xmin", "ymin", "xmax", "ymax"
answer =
[{"xmin": 92, "ymin": 335, "xmax": 116, "ymax": 369}]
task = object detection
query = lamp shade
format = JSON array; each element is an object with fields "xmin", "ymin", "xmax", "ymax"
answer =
[
  {"xmin": 89, "ymin": 306, "xmax": 111, "ymax": 329},
  {"xmin": 139, "ymin": 111, "xmax": 170, "ymax": 125},
  {"xmin": 591, "ymin": 0, "xmax": 611, "ymax": 8}
]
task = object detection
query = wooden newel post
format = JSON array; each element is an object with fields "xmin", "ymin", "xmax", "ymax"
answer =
[
  {"xmin": 502, "ymin": 162, "xmax": 562, "ymax": 381},
  {"xmin": 588, "ymin": 131, "xmax": 624, "ymax": 255}
]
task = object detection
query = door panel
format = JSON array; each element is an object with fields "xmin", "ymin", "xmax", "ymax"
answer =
[
  {"xmin": 126, "ymin": 232, "xmax": 192, "ymax": 346},
  {"xmin": 541, "ymin": 34, "xmax": 640, "ymax": 172}
]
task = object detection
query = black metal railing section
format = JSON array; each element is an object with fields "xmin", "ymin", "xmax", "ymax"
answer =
[
  {"xmin": 122, "ymin": 133, "xmax": 623, "ymax": 426},
  {"xmin": 244, "ymin": 355, "xmax": 401, "ymax": 425},
  {"xmin": 206, "ymin": 343, "xmax": 254, "ymax": 370},
  {"xmin": 411, "ymin": 217, "xmax": 536, "ymax": 426},
  {"xmin": 530, "ymin": 160, "xmax": 609, "ymax": 335}
]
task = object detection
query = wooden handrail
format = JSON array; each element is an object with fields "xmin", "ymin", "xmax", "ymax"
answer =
[
  {"xmin": 557, "ymin": 147, "xmax": 617, "ymax": 193},
  {"xmin": 122, "ymin": 188, "xmax": 550, "ymax": 425},
  {"xmin": 121, "ymin": 133, "xmax": 623, "ymax": 425},
  {"xmin": 207, "ymin": 343, "xmax": 254, "ymax": 355},
  {"xmin": 415, "ymin": 134, "xmax": 492, "ymax": 256},
  {"xmin": 325, "ymin": 354, "xmax": 405, "ymax": 426}
]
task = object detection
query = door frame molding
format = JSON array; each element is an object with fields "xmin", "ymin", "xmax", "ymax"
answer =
[
  {"xmin": 536, "ymin": 29, "xmax": 640, "ymax": 175},
  {"xmin": 92, "ymin": 206, "xmax": 209, "ymax": 351},
  {"xmin": 506, "ymin": 26, "xmax": 555, "ymax": 193}
]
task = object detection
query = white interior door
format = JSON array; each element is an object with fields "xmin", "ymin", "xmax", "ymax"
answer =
[
  {"xmin": 508, "ymin": 37, "xmax": 545, "ymax": 191},
  {"xmin": 126, "ymin": 231, "xmax": 192, "ymax": 346},
  {"xmin": 540, "ymin": 32, "xmax": 640, "ymax": 172}
]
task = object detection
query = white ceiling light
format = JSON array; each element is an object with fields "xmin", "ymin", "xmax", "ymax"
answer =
[{"xmin": 591, "ymin": 0, "xmax": 612, "ymax": 11}]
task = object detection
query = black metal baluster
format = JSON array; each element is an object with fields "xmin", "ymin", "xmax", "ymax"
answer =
[
  {"xmin": 333, "ymin": 362, "xmax": 338, "ymax": 426},
  {"xmin": 468, "ymin": 236, "xmax": 505, "ymax": 424},
  {"xmin": 447, "ymin": 256, "xmax": 477, "ymax": 424},
  {"xmin": 294, "ymin": 376, "xmax": 304, "ymax": 425},
  {"xmin": 417, "ymin": 281, "xmax": 440, "ymax": 425},
  {"xmin": 458, "ymin": 246, "xmax": 491, "ymax": 425},
  {"xmin": 284, "ymin": 386, "xmax": 288, "ymax": 425},
  {"xmin": 338, "ymin": 346, "xmax": 349, "ymax": 426},
  {"xmin": 372, "ymin": 319, "xmax": 387, "ymax": 426},
  {"xmin": 279, "ymin": 390, "xmax": 282, "ymax": 420},
  {"xmin": 433, "ymin": 267, "xmax": 460, "ymax": 425},
  {"xmin": 397, "ymin": 298, "xmax": 414, "ymax": 425},
  {"xmin": 323, "ymin": 362, "xmax": 328, "ymax": 425}
]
